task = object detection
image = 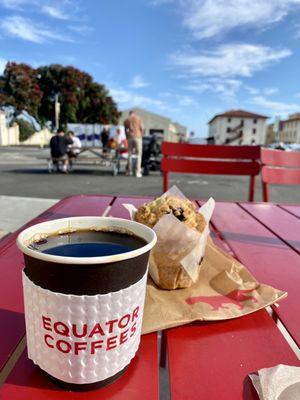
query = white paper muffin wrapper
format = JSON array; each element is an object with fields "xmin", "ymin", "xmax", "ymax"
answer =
[
  {"xmin": 123, "ymin": 186, "xmax": 215, "ymax": 285},
  {"xmin": 22, "ymin": 270, "xmax": 148, "ymax": 384}
]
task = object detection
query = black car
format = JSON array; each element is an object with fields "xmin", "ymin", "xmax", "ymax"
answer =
[{"xmin": 142, "ymin": 135, "xmax": 162, "ymax": 175}]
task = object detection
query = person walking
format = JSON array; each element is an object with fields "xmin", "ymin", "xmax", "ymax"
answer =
[{"xmin": 124, "ymin": 110, "xmax": 144, "ymax": 177}]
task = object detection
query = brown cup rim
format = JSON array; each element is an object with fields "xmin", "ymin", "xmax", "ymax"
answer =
[{"xmin": 16, "ymin": 216, "xmax": 157, "ymax": 265}]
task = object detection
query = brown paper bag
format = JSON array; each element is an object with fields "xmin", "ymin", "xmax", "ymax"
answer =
[{"xmin": 142, "ymin": 238, "xmax": 287, "ymax": 334}]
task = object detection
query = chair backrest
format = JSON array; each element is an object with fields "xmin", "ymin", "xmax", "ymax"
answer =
[
  {"xmin": 261, "ymin": 148, "xmax": 300, "ymax": 185},
  {"xmin": 161, "ymin": 142, "xmax": 260, "ymax": 176}
]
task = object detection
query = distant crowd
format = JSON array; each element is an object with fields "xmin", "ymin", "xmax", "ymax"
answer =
[{"xmin": 49, "ymin": 110, "xmax": 145, "ymax": 177}]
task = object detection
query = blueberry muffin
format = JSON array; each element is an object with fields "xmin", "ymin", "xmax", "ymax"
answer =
[{"xmin": 134, "ymin": 195, "xmax": 206, "ymax": 233}]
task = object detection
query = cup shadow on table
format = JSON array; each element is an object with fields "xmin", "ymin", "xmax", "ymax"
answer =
[
  {"xmin": 5, "ymin": 346, "xmax": 139, "ymax": 395},
  {"xmin": 0, "ymin": 308, "xmax": 25, "ymax": 352}
]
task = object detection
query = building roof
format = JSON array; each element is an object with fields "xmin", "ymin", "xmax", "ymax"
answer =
[
  {"xmin": 281, "ymin": 113, "xmax": 300, "ymax": 123},
  {"xmin": 121, "ymin": 107, "xmax": 171, "ymax": 123},
  {"xmin": 120, "ymin": 107, "xmax": 187, "ymax": 132},
  {"xmin": 208, "ymin": 109, "xmax": 268, "ymax": 124}
]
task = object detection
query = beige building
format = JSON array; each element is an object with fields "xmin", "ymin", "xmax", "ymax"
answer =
[
  {"xmin": 279, "ymin": 113, "xmax": 300, "ymax": 144},
  {"xmin": 207, "ymin": 109, "xmax": 268, "ymax": 145},
  {"xmin": 0, "ymin": 111, "xmax": 52, "ymax": 147},
  {"xmin": 0, "ymin": 111, "xmax": 19, "ymax": 146},
  {"xmin": 265, "ymin": 123, "xmax": 276, "ymax": 144},
  {"xmin": 119, "ymin": 107, "xmax": 187, "ymax": 142}
]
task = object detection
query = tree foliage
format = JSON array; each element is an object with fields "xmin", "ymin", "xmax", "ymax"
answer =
[
  {"xmin": 0, "ymin": 62, "xmax": 43, "ymax": 118},
  {"xmin": 0, "ymin": 62, "xmax": 120, "ymax": 126},
  {"xmin": 15, "ymin": 118, "xmax": 36, "ymax": 142}
]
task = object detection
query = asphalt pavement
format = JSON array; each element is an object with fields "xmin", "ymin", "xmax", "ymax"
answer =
[{"xmin": 0, "ymin": 146, "xmax": 300, "ymax": 203}]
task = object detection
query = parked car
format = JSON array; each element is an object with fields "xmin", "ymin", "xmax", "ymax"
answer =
[{"xmin": 142, "ymin": 135, "xmax": 162, "ymax": 175}]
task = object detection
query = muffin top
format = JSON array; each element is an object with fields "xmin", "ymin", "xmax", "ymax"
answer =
[{"xmin": 134, "ymin": 195, "xmax": 206, "ymax": 232}]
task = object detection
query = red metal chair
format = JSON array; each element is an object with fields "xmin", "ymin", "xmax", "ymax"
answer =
[
  {"xmin": 161, "ymin": 143, "xmax": 260, "ymax": 201},
  {"xmin": 261, "ymin": 148, "xmax": 300, "ymax": 202}
]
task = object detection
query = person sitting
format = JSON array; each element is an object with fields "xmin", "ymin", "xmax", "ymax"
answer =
[
  {"xmin": 49, "ymin": 129, "xmax": 72, "ymax": 173},
  {"xmin": 113, "ymin": 127, "xmax": 128, "ymax": 175},
  {"xmin": 67, "ymin": 131, "xmax": 82, "ymax": 170},
  {"xmin": 116, "ymin": 127, "xmax": 128, "ymax": 153},
  {"xmin": 101, "ymin": 126, "xmax": 110, "ymax": 153}
]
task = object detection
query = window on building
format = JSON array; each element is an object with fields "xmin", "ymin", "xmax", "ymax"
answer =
[
  {"xmin": 226, "ymin": 127, "xmax": 231, "ymax": 133},
  {"xmin": 227, "ymin": 118, "xmax": 231, "ymax": 122},
  {"xmin": 253, "ymin": 128, "xmax": 256, "ymax": 134},
  {"xmin": 253, "ymin": 119, "xmax": 257, "ymax": 124},
  {"xmin": 240, "ymin": 119, "xmax": 244, "ymax": 127}
]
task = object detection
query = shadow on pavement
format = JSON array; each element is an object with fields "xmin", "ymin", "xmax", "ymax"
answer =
[{"xmin": 8, "ymin": 168, "xmax": 116, "ymax": 176}]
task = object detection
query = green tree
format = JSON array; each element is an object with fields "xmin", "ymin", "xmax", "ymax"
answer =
[
  {"xmin": 0, "ymin": 62, "xmax": 42, "ymax": 118},
  {"xmin": 0, "ymin": 62, "xmax": 120, "ymax": 126},
  {"xmin": 14, "ymin": 118, "xmax": 36, "ymax": 142}
]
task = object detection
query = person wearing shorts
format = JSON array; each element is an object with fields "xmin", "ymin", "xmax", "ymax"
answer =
[{"xmin": 125, "ymin": 111, "xmax": 144, "ymax": 178}]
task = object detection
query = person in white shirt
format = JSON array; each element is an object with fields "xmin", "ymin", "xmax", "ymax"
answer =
[{"xmin": 67, "ymin": 131, "xmax": 82, "ymax": 170}]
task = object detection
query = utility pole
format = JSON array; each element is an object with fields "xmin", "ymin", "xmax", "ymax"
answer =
[
  {"xmin": 274, "ymin": 116, "xmax": 280, "ymax": 143},
  {"xmin": 54, "ymin": 94, "xmax": 60, "ymax": 131}
]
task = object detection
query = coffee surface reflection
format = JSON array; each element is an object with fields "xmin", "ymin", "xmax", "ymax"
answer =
[{"xmin": 29, "ymin": 229, "xmax": 146, "ymax": 258}]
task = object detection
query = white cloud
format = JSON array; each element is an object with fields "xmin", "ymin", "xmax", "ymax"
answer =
[
  {"xmin": 0, "ymin": 0, "xmax": 29, "ymax": 9},
  {"xmin": 0, "ymin": 58, "xmax": 7, "ymax": 74},
  {"xmin": 186, "ymin": 78, "xmax": 242, "ymax": 98},
  {"xmin": 109, "ymin": 88, "xmax": 166, "ymax": 110},
  {"xmin": 176, "ymin": 94, "xmax": 195, "ymax": 107},
  {"xmin": 156, "ymin": 0, "xmax": 300, "ymax": 39},
  {"xmin": 151, "ymin": 0, "xmax": 173, "ymax": 4},
  {"xmin": 244, "ymin": 85, "xmax": 260, "ymax": 95},
  {"xmin": 263, "ymin": 87, "xmax": 278, "ymax": 95},
  {"xmin": 130, "ymin": 75, "xmax": 149, "ymax": 89},
  {"xmin": 41, "ymin": 5, "xmax": 69, "ymax": 20},
  {"xmin": 245, "ymin": 86, "xmax": 279, "ymax": 96},
  {"xmin": 170, "ymin": 43, "xmax": 291, "ymax": 78},
  {"xmin": 250, "ymin": 96, "xmax": 299, "ymax": 116},
  {"xmin": 68, "ymin": 24, "xmax": 93, "ymax": 35},
  {"xmin": 109, "ymin": 87, "xmax": 198, "ymax": 115},
  {"xmin": 0, "ymin": 1, "xmax": 80, "ymax": 20},
  {"xmin": 1, "ymin": 15, "xmax": 72, "ymax": 43}
]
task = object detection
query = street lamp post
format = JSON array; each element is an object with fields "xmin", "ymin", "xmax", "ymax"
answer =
[{"xmin": 54, "ymin": 94, "xmax": 60, "ymax": 131}]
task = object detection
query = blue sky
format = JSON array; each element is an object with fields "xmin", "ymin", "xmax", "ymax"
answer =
[{"xmin": 0, "ymin": 0, "xmax": 300, "ymax": 136}]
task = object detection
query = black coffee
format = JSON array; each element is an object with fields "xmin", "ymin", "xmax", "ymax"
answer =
[{"xmin": 29, "ymin": 229, "xmax": 146, "ymax": 258}]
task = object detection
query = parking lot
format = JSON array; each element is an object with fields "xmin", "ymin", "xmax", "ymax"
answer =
[{"xmin": 0, "ymin": 146, "xmax": 300, "ymax": 203}]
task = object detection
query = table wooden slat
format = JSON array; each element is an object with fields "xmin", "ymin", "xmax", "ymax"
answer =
[
  {"xmin": 279, "ymin": 205, "xmax": 300, "ymax": 219},
  {"xmin": 0, "ymin": 334, "xmax": 158, "ymax": 400},
  {"xmin": 0, "ymin": 195, "xmax": 114, "ymax": 372},
  {"xmin": 167, "ymin": 310, "xmax": 299, "ymax": 400},
  {"xmin": 240, "ymin": 203, "xmax": 300, "ymax": 253},
  {"xmin": 208, "ymin": 201, "xmax": 300, "ymax": 347}
]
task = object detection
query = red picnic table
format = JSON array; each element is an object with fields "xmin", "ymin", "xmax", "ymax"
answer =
[{"xmin": 0, "ymin": 194, "xmax": 299, "ymax": 399}]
